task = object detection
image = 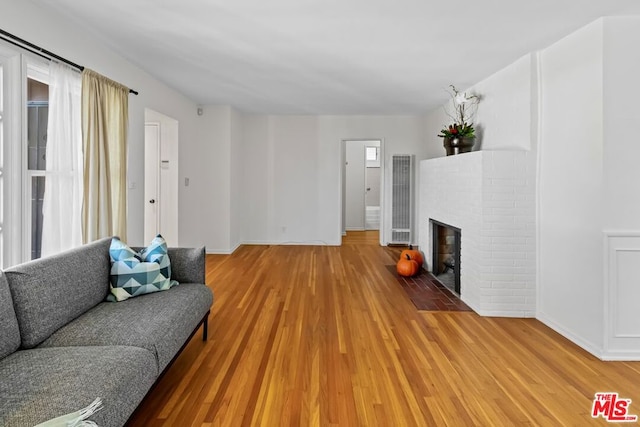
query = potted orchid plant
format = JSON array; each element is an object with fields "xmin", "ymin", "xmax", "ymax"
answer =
[{"xmin": 438, "ymin": 85, "xmax": 480, "ymax": 155}]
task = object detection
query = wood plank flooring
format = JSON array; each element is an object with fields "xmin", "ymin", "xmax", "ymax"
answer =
[{"xmin": 127, "ymin": 231, "xmax": 640, "ymax": 426}]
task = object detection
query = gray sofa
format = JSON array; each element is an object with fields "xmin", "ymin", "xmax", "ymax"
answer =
[{"xmin": 0, "ymin": 237, "xmax": 214, "ymax": 427}]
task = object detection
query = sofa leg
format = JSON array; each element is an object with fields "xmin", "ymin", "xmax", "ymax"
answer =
[{"xmin": 202, "ymin": 312, "xmax": 209, "ymax": 341}]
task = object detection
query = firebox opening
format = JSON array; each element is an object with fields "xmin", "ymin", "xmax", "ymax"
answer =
[{"xmin": 430, "ymin": 219, "xmax": 461, "ymax": 295}]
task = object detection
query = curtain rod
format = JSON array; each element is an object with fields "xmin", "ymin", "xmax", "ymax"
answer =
[{"xmin": 0, "ymin": 28, "xmax": 139, "ymax": 95}]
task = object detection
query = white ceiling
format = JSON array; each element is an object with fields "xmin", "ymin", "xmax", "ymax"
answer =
[{"xmin": 32, "ymin": 0, "xmax": 640, "ymax": 114}]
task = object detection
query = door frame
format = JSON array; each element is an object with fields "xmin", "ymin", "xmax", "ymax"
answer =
[{"xmin": 340, "ymin": 138, "xmax": 385, "ymax": 246}]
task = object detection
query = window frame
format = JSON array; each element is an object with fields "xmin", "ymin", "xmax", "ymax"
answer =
[{"xmin": 0, "ymin": 40, "xmax": 52, "ymax": 268}]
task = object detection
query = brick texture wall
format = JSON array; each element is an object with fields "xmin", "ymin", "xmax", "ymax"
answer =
[{"xmin": 419, "ymin": 151, "xmax": 536, "ymax": 317}]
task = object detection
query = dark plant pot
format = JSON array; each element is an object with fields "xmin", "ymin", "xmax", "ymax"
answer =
[{"xmin": 444, "ymin": 136, "xmax": 475, "ymax": 156}]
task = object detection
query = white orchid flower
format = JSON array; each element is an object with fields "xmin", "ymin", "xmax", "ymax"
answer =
[{"xmin": 455, "ymin": 93, "xmax": 469, "ymax": 105}]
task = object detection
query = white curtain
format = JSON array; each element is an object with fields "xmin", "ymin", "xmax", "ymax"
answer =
[{"xmin": 41, "ymin": 61, "xmax": 83, "ymax": 256}]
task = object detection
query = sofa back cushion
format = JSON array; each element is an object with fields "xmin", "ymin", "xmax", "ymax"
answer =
[
  {"xmin": 4, "ymin": 237, "xmax": 112, "ymax": 348},
  {"xmin": 0, "ymin": 271, "xmax": 21, "ymax": 359}
]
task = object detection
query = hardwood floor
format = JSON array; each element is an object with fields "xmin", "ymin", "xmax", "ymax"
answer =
[{"xmin": 128, "ymin": 231, "xmax": 640, "ymax": 426}]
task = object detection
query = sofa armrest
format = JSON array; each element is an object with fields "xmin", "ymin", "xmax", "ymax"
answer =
[{"xmin": 167, "ymin": 246, "xmax": 206, "ymax": 284}]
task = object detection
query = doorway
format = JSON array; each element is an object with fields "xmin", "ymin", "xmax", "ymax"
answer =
[
  {"xmin": 342, "ymin": 139, "xmax": 383, "ymax": 242},
  {"xmin": 144, "ymin": 109, "xmax": 179, "ymax": 245}
]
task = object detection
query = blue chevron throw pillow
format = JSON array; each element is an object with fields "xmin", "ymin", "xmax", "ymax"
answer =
[{"xmin": 107, "ymin": 235, "xmax": 178, "ymax": 302}]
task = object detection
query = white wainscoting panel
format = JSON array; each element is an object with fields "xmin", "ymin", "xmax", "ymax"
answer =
[{"xmin": 603, "ymin": 232, "xmax": 640, "ymax": 360}]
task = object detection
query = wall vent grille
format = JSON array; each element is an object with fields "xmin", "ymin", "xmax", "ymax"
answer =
[{"xmin": 390, "ymin": 154, "xmax": 412, "ymax": 244}]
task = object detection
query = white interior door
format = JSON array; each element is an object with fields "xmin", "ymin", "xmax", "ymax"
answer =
[
  {"xmin": 144, "ymin": 123, "xmax": 160, "ymax": 242},
  {"xmin": 144, "ymin": 109, "xmax": 179, "ymax": 246},
  {"xmin": 364, "ymin": 142, "xmax": 381, "ymax": 230},
  {"xmin": 345, "ymin": 141, "xmax": 366, "ymax": 230}
]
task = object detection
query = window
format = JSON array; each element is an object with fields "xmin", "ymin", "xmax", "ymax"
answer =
[
  {"xmin": 0, "ymin": 44, "xmax": 51, "ymax": 267},
  {"xmin": 26, "ymin": 74, "xmax": 48, "ymax": 259},
  {"xmin": 366, "ymin": 145, "xmax": 380, "ymax": 168},
  {"xmin": 1, "ymin": 42, "xmax": 85, "ymax": 266},
  {"xmin": 366, "ymin": 146, "xmax": 378, "ymax": 161}
]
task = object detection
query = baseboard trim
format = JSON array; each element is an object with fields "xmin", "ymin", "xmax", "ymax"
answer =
[
  {"xmin": 241, "ymin": 240, "xmax": 340, "ymax": 246},
  {"xmin": 205, "ymin": 250, "xmax": 234, "ymax": 255},
  {"xmin": 536, "ymin": 312, "xmax": 604, "ymax": 360},
  {"xmin": 599, "ymin": 351, "xmax": 640, "ymax": 361},
  {"xmin": 474, "ymin": 309, "xmax": 536, "ymax": 318},
  {"xmin": 460, "ymin": 297, "xmax": 535, "ymax": 318},
  {"xmin": 205, "ymin": 247, "xmax": 237, "ymax": 255}
]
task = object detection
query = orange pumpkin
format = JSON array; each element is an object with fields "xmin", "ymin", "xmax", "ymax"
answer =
[
  {"xmin": 397, "ymin": 254, "xmax": 419, "ymax": 277},
  {"xmin": 400, "ymin": 245, "xmax": 424, "ymax": 268}
]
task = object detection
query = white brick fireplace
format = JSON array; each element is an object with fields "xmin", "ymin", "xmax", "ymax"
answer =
[{"xmin": 418, "ymin": 150, "xmax": 536, "ymax": 317}]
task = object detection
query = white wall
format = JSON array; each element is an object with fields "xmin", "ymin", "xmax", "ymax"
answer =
[
  {"xmin": 238, "ymin": 115, "xmax": 427, "ymax": 246},
  {"xmin": 473, "ymin": 55, "xmax": 533, "ymax": 151},
  {"xmin": 537, "ymin": 19, "xmax": 605, "ymax": 355},
  {"xmin": 272, "ymin": 116, "xmax": 322, "ymax": 244},
  {"xmin": 229, "ymin": 108, "xmax": 243, "ymax": 252},
  {"xmin": 238, "ymin": 115, "xmax": 325, "ymax": 245},
  {"xmin": 537, "ymin": 17, "xmax": 640, "ymax": 359},
  {"xmin": 318, "ymin": 116, "xmax": 429, "ymax": 245},
  {"xmin": 424, "ymin": 106, "xmax": 449, "ymax": 159},
  {"xmin": 0, "ymin": 0, "xmax": 211, "ymax": 249},
  {"xmin": 424, "ymin": 54, "xmax": 535, "ymax": 156},
  {"xmin": 602, "ymin": 17, "xmax": 640, "ymax": 231},
  {"xmin": 238, "ymin": 114, "xmax": 271, "ymax": 244},
  {"xmin": 601, "ymin": 17, "xmax": 640, "ymax": 359},
  {"xmin": 193, "ymin": 106, "xmax": 232, "ymax": 253}
]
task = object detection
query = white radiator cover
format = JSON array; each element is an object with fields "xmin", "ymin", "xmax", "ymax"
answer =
[{"xmin": 390, "ymin": 155, "xmax": 413, "ymax": 244}]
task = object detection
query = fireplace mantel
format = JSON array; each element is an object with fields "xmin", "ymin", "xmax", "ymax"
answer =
[{"xmin": 418, "ymin": 150, "xmax": 536, "ymax": 317}]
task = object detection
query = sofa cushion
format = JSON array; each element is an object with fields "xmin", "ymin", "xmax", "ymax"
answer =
[
  {"xmin": 108, "ymin": 236, "xmax": 177, "ymax": 302},
  {"xmin": 0, "ymin": 345, "xmax": 157, "ymax": 427},
  {"xmin": 4, "ymin": 237, "xmax": 112, "ymax": 349},
  {"xmin": 39, "ymin": 283, "xmax": 213, "ymax": 373},
  {"xmin": 0, "ymin": 271, "xmax": 20, "ymax": 359}
]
